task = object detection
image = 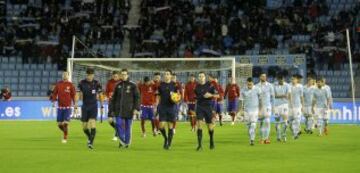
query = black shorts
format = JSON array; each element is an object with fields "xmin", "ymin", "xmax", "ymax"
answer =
[
  {"xmin": 158, "ymin": 105, "xmax": 176, "ymax": 122},
  {"xmin": 81, "ymin": 105, "xmax": 98, "ymax": 122},
  {"xmin": 196, "ymin": 106, "xmax": 214, "ymax": 124},
  {"xmin": 107, "ymin": 102, "xmax": 114, "ymax": 118}
]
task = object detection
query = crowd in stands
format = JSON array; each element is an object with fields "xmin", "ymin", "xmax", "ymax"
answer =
[
  {"xmin": 134, "ymin": 0, "xmax": 360, "ymax": 73},
  {"xmin": 0, "ymin": 0, "xmax": 359, "ymax": 74},
  {"xmin": 0, "ymin": 0, "xmax": 130, "ymax": 70}
]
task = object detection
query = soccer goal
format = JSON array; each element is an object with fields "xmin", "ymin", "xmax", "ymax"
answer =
[{"xmin": 67, "ymin": 57, "xmax": 253, "ymax": 89}]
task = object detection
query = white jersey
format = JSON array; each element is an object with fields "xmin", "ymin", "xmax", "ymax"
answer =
[
  {"xmin": 290, "ymin": 83, "xmax": 303, "ymax": 108},
  {"xmin": 241, "ymin": 86, "xmax": 261, "ymax": 112},
  {"xmin": 256, "ymin": 81, "xmax": 274, "ymax": 108},
  {"xmin": 303, "ymin": 85, "xmax": 316, "ymax": 107},
  {"xmin": 313, "ymin": 86, "xmax": 331, "ymax": 109},
  {"xmin": 274, "ymin": 82, "xmax": 291, "ymax": 106}
]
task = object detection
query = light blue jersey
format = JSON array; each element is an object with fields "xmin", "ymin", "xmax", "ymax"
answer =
[
  {"xmin": 303, "ymin": 85, "xmax": 316, "ymax": 107},
  {"xmin": 313, "ymin": 87, "xmax": 330, "ymax": 108},
  {"xmin": 241, "ymin": 86, "xmax": 261, "ymax": 112},
  {"xmin": 274, "ymin": 82, "xmax": 290, "ymax": 106},
  {"xmin": 290, "ymin": 83, "xmax": 303, "ymax": 108},
  {"xmin": 256, "ymin": 82, "xmax": 274, "ymax": 108}
]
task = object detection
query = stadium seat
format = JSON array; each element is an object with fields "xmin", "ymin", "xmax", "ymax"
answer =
[
  {"xmin": 26, "ymin": 85, "xmax": 33, "ymax": 91},
  {"xmin": 25, "ymin": 91, "xmax": 32, "ymax": 96},
  {"xmin": 0, "ymin": 70, "xmax": 4, "ymax": 77},
  {"xmin": 18, "ymin": 77, "xmax": 26, "ymax": 84},
  {"xmin": 19, "ymin": 71, "xmax": 27, "ymax": 77},
  {"xmin": 33, "ymin": 85, "xmax": 40, "ymax": 91},
  {"xmin": 1, "ymin": 63, "xmax": 8, "ymax": 70},
  {"xmin": 11, "ymin": 71, "xmax": 19, "ymax": 77},
  {"xmin": 18, "ymin": 91, "xmax": 25, "ymax": 96},
  {"xmin": 4, "ymin": 71, "xmax": 11, "ymax": 77},
  {"xmin": 18, "ymin": 84, "xmax": 26, "ymax": 91},
  {"xmin": 41, "ymin": 78, "xmax": 49, "ymax": 84},
  {"xmin": 15, "ymin": 64, "xmax": 23, "ymax": 70},
  {"xmin": 26, "ymin": 70, "xmax": 34, "ymax": 77},
  {"xmin": 32, "ymin": 91, "xmax": 40, "ymax": 96},
  {"xmin": 41, "ymin": 84, "xmax": 48, "ymax": 91},
  {"xmin": 40, "ymin": 91, "xmax": 47, "ymax": 96},
  {"xmin": 45, "ymin": 64, "xmax": 53, "ymax": 70},
  {"xmin": 37, "ymin": 64, "xmax": 44, "ymax": 70},
  {"xmin": 10, "ymin": 78, "xmax": 18, "ymax": 84},
  {"xmin": 11, "ymin": 84, "xmax": 18, "ymax": 91},
  {"xmin": 26, "ymin": 78, "xmax": 34, "ymax": 84},
  {"xmin": 50, "ymin": 71, "xmax": 57, "ymax": 77},
  {"xmin": 30, "ymin": 64, "xmax": 37, "ymax": 70},
  {"xmin": 42, "ymin": 71, "xmax": 50, "ymax": 77},
  {"xmin": 33, "ymin": 78, "xmax": 41, "ymax": 84},
  {"xmin": 23, "ymin": 64, "xmax": 30, "ymax": 70},
  {"xmin": 34, "ymin": 71, "xmax": 42, "ymax": 77}
]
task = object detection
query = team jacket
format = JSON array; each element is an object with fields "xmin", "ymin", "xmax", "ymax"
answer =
[{"xmin": 111, "ymin": 79, "xmax": 140, "ymax": 118}]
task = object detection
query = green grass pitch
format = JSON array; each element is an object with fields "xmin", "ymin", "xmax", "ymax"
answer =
[{"xmin": 0, "ymin": 121, "xmax": 359, "ymax": 173}]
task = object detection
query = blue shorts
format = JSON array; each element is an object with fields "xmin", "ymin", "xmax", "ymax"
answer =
[
  {"xmin": 141, "ymin": 106, "xmax": 155, "ymax": 120},
  {"xmin": 81, "ymin": 105, "xmax": 98, "ymax": 122},
  {"xmin": 227, "ymin": 100, "xmax": 238, "ymax": 112},
  {"xmin": 158, "ymin": 105, "xmax": 177, "ymax": 122},
  {"xmin": 196, "ymin": 106, "xmax": 214, "ymax": 124},
  {"xmin": 57, "ymin": 108, "xmax": 71, "ymax": 122},
  {"xmin": 216, "ymin": 102, "xmax": 223, "ymax": 114},
  {"xmin": 188, "ymin": 103, "xmax": 196, "ymax": 111},
  {"xmin": 210, "ymin": 100, "xmax": 217, "ymax": 110}
]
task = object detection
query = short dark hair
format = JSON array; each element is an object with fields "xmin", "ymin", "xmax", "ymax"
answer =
[
  {"xmin": 144, "ymin": 76, "xmax": 150, "ymax": 82},
  {"xmin": 154, "ymin": 72, "xmax": 160, "ymax": 76},
  {"xmin": 247, "ymin": 77, "xmax": 253, "ymax": 82},
  {"xmin": 165, "ymin": 69, "xmax": 172, "ymax": 74},
  {"xmin": 121, "ymin": 69, "xmax": 128, "ymax": 73},
  {"xmin": 189, "ymin": 74, "xmax": 195, "ymax": 77},
  {"xmin": 86, "ymin": 68, "xmax": 95, "ymax": 74},
  {"xmin": 317, "ymin": 76, "xmax": 325, "ymax": 81},
  {"xmin": 112, "ymin": 71, "xmax": 119, "ymax": 75},
  {"xmin": 276, "ymin": 73, "xmax": 284, "ymax": 79}
]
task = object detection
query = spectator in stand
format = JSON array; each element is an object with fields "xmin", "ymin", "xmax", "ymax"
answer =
[{"xmin": 0, "ymin": 87, "xmax": 12, "ymax": 101}]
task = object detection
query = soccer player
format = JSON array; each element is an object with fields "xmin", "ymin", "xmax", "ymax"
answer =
[
  {"xmin": 273, "ymin": 74, "xmax": 291, "ymax": 142},
  {"xmin": 312, "ymin": 77, "xmax": 332, "ymax": 136},
  {"xmin": 77, "ymin": 68, "xmax": 104, "ymax": 149},
  {"xmin": 156, "ymin": 69, "xmax": 180, "ymax": 150},
  {"xmin": 111, "ymin": 69, "xmax": 140, "ymax": 148},
  {"xmin": 138, "ymin": 76, "xmax": 157, "ymax": 137},
  {"xmin": 289, "ymin": 74, "xmax": 304, "ymax": 139},
  {"xmin": 256, "ymin": 73, "xmax": 274, "ymax": 144},
  {"xmin": 153, "ymin": 72, "xmax": 161, "ymax": 133},
  {"xmin": 105, "ymin": 71, "xmax": 121, "ymax": 141},
  {"xmin": 184, "ymin": 74, "xmax": 197, "ymax": 131},
  {"xmin": 303, "ymin": 75, "xmax": 316, "ymax": 134},
  {"xmin": 194, "ymin": 72, "xmax": 219, "ymax": 150},
  {"xmin": 214, "ymin": 77, "xmax": 225, "ymax": 126},
  {"xmin": 240, "ymin": 77, "xmax": 262, "ymax": 146},
  {"xmin": 224, "ymin": 76, "xmax": 240, "ymax": 126},
  {"xmin": 51, "ymin": 71, "xmax": 76, "ymax": 143},
  {"xmin": 172, "ymin": 73, "xmax": 184, "ymax": 134},
  {"xmin": 313, "ymin": 78, "xmax": 333, "ymax": 128}
]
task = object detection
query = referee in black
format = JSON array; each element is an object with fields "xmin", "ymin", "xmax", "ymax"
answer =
[
  {"xmin": 77, "ymin": 68, "xmax": 104, "ymax": 149},
  {"xmin": 194, "ymin": 72, "xmax": 219, "ymax": 151},
  {"xmin": 156, "ymin": 69, "xmax": 180, "ymax": 150}
]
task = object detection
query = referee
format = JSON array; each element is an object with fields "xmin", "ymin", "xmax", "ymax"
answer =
[
  {"xmin": 194, "ymin": 72, "xmax": 219, "ymax": 151},
  {"xmin": 77, "ymin": 68, "xmax": 104, "ymax": 149}
]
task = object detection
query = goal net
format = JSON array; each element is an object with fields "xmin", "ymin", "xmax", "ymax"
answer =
[{"xmin": 68, "ymin": 57, "xmax": 253, "ymax": 120}]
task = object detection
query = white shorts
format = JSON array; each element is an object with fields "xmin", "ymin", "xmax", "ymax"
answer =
[
  {"xmin": 244, "ymin": 111, "xmax": 259, "ymax": 123},
  {"xmin": 259, "ymin": 106, "xmax": 271, "ymax": 118},
  {"xmin": 303, "ymin": 106, "xmax": 313, "ymax": 116},
  {"xmin": 274, "ymin": 104, "xmax": 289, "ymax": 117},
  {"xmin": 289, "ymin": 107, "xmax": 302, "ymax": 118},
  {"xmin": 314, "ymin": 108, "xmax": 329, "ymax": 120}
]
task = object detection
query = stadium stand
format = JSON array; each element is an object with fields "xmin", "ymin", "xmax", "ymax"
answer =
[{"xmin": 0, "ymin": 0, "xmax": 359, "ymax": 97}]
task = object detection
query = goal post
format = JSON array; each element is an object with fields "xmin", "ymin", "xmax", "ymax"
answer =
[{"xmin": 67, "ymin": 57, "xmax": 249, "ymax": 88}]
